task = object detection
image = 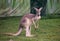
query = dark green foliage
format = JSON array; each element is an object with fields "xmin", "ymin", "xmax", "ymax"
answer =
[{"xmin": 30, "ymin": 0, "xmax": 47, "ymax": 16}]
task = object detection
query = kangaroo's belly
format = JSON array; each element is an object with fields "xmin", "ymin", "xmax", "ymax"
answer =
[{"xmin": 25, "ymin": 18, "xmax": 32, "ymax": 26}]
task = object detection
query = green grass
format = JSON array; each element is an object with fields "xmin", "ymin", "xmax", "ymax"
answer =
[{"xmin": 0, "ymin": 16, "xmax": 60, "ymax": 41}]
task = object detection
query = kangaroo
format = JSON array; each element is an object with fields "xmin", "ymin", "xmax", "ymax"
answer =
[{"xmin": 3, "ymin": 7, "xmax": 42, "ymax": 37}]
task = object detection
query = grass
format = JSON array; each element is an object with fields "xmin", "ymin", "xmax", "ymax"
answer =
[{"xmin": 0, "ymin": 15, "xmax": 60, "ymax": 41}]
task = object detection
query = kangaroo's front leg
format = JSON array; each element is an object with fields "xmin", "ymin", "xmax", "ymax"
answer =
[{"xmin": 33, "ymin": 21, "xmax": 38, "ymax": 29}]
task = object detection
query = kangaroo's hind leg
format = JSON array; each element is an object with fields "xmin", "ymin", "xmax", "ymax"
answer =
[{"xmin": 25, "ymin": 26, "xmax": 35, "ymax": 37}]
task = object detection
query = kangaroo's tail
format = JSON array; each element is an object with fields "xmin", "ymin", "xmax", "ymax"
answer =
[{"xmin": 1, "ymin": 26, "xmax": 23, "ymax": 36}]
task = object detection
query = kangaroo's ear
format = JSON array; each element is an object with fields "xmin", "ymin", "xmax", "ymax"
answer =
[
  {"xmin": 33, "ymin": 7, "xmax": 38, "ymax": 11},
  {"xmin": 39, "ymin": 7, "xmax": 43, "ymax": 11}
]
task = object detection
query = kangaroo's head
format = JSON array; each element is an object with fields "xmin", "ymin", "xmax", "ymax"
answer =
[
  {"xmin": 34, "ymin": 7, "xmax": 42, "ymax": 15},
  {"xmin": 34, "ymin": 7, "xmax": 43, "ymax": 20}
]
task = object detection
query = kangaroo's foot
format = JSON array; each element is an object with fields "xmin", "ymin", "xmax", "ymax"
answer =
[{"xmin": 26, "ymin": 34, "xmax": 35, "ymax": 37}]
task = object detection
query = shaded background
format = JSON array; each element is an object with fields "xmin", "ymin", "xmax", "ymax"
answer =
[{"xmin": 0, "ymin": 0, "xmax": 60, "ymax": 17}]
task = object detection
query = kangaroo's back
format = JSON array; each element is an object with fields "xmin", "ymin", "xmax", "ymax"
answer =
[{"xmin": 19, "ymin": 14, "xmax": 35, "ymax": 27}]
